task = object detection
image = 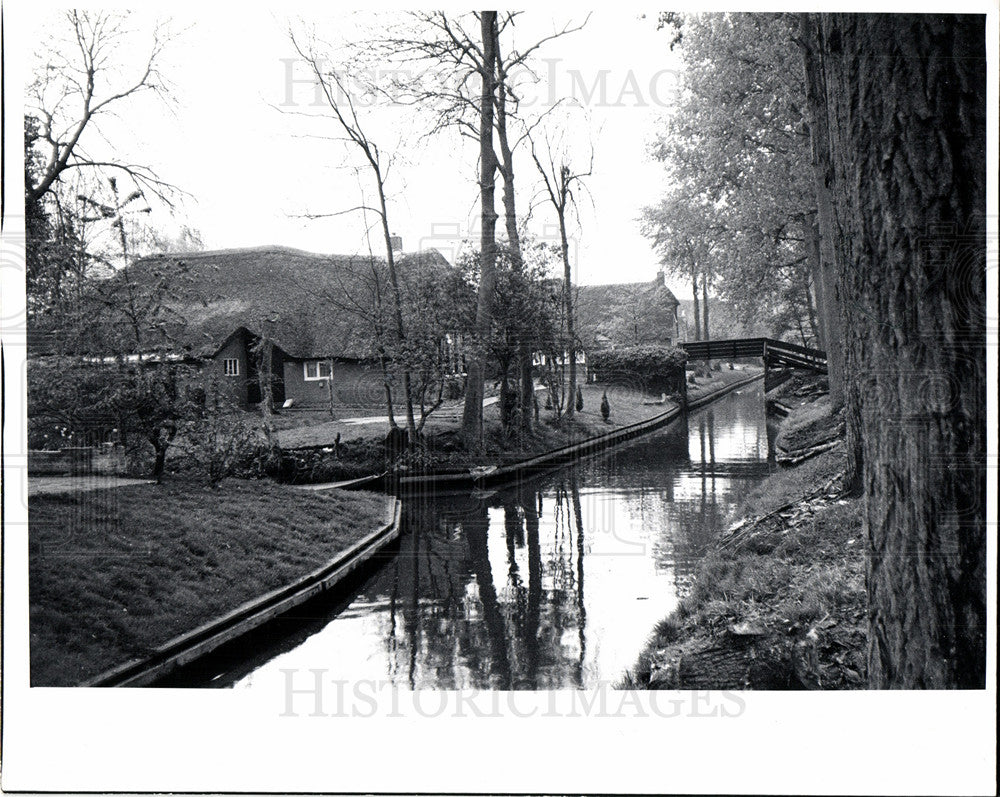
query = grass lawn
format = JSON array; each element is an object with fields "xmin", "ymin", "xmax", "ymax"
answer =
[
  {"xmin": 29, "ymin": 479, "xmax": 392, "ymax": 686},
  {"xmin": 622, "ymin": 382, "xmax": 867, "ymax": 690}
]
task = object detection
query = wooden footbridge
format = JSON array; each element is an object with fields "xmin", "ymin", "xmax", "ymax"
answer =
[
  {"xmin": 682, "ymin": 338, "xmax": 827, "ymax": 394},
  {"xmin": 682, "ymin": 338, "xmax": 827, "ymax": 373}
]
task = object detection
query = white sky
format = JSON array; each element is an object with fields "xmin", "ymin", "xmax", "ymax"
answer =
[{"xmin": 25, "ymin": 8, "xmax": 685, "ymax": 287}]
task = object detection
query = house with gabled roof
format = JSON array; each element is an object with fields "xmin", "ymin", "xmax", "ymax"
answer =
[
  {"xmin": 123, "ymin": 244, "xmax": 457, "ymax": 409},
  {"xmin": 574, "ymin": 270, "xmax": 681, "ymax": 352}
]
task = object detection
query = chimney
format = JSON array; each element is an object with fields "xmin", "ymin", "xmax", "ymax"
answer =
[
  {"xmin": 390, "ymin": 234, "xmax": 403, "ymax": 252},
  {"xmin": 656, "ymin": 268, "xmax": 665, "ymax": 286}
]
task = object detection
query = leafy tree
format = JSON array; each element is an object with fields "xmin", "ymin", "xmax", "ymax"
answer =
[
  {"xmin": 28, "ymin": 356, "xmax": 197, "ymax": 482},
  {"xmin": 644, "ymin": 14, "xmax": 823, "ymax": 352},
  {"xmin": 396, "ymin": 263, "xmax": 477, "ymax": 432},
  {"xmin": 179, "ymin": 380, "xmax": 270, "ymax": 486},
  {"xmin": 457, "ymin": 239, "xmax": 562, "ymax": 433}
]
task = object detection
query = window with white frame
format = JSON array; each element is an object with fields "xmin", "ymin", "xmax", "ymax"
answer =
[
  {"xmin": 304, "ymin": 360, "xmax": 333, "ymax": 381},
  {"xmin": 223, "ymin": 358, "xmax": 239, "ymax": 376}
]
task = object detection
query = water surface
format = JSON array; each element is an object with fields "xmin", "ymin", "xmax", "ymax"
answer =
[{"xmin": 189, "ymin": 386, "xmax": 774, "ymax": 689}]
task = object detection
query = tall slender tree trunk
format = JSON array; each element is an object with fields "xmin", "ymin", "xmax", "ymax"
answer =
[
  {"xmin": 377, "ymin": 348, "xmax": 397, "ymax": 428},
  {"xmin": 461, "ymin": 11, "xmax": 499, "ymax": 449},
  {"xmin": 560, "ymin": 215, "xmax": 576, "ymax": 418},
  {"xmin": 701, "ymin": 273, "xmax": 710, "ymax": 341},
  {"xmin": 256, "ymin": 336, "xmax": 276, "ymax": 450},
  {"xmin": 376, "ymin": 186, "xmax": 417, "ymax": 445},
  {"xmin": 691, "ymin": 273, "xmax": 701, "ymax": 342},
  {"xmin": 494, "ymin": 42, "xmax": 533, "ymax": 435},
  {"xmin": 814, "ymin": 13, "xmax": 986, "ymax": 688}
]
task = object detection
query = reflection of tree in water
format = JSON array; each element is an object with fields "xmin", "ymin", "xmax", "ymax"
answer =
[
  {"xmin": 372, "ymin": 480, "xmax": 594, "ymax": 689},
  {"xmin": 369, "ymin": 390, "xmax": 770, "ymax": 688},
  {"xmin": 378, "ymin": 496, "xmax": 502, "ymax": 688}
]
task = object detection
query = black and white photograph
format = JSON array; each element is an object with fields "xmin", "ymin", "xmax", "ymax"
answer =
[{"xmin": 1, "ymin": 2, "xmax": 996, "ymax": 794}]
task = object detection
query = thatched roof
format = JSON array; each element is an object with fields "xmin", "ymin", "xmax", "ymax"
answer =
[
  {"xmin": 575, "ymin": 277, "xmax": 680, "ymax": 349},
  {"xmin": 130, "ymin": 245, "xmax": 451, "ymax": 360}
]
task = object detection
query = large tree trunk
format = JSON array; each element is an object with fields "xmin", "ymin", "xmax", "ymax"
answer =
[
  {"xmin": 461, "ymin": 11, "xmax": 499, "ymax": 449},
  {"xmin": 798, "ymin": 13, "xmax": 848, "ymax": 412},
  {"xmin": 816, "ymin": 13, "xmax": 986, "ymax": 688},
  {"xmin": 804, "ymin": 212, "xmax": 827, "ymax": 350}
]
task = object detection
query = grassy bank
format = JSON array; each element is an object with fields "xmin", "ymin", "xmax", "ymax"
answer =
[
  {"xmin": 623, "ymin": 377, "xmax": 868, "ymax": 690},
  {"xmin": 29, "ymin": 480, "xmax": 392, "ymax": 686},
  {"xmin": 272, "ymin": 369, "xmax": 760, "ymax": 482}
]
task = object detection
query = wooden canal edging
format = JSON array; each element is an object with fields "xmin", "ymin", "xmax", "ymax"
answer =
[
  {"xmin": 296, "ymin": 471, "xmax": 390, "ymax": 493},
  {"xmin": 391, "ymin": 370, "xmax": 766, "ymax": 493},
  {"xmin": 81, "ymin": 498, "xmax": 402, "ymax": 687}
]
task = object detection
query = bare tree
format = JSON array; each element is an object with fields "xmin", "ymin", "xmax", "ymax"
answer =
[
  {"xmin": 492, "ymin": 14, "xmax": 589, "ymax": 433},
  {"xmin": 375, "ymin": 12, "xmax": 588, "ymax": 438},
  {"xmin": 287, "ymin": 27, "xmax": 420, "ymax": 444},
  {"xmin": 530, "ymin": 130, "xmax": 592, "ymax": 418},
  {"xmin": 459, "ymin": 11, "xmax": 499, "ymax": 448},
  {"xmin": 26, "ymin": 10, "xmax": 178, "ymax": 207}
]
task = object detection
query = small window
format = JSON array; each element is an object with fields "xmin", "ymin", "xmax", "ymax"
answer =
[
  {"xmin": 223, "ymin": 358, "xmax": 239, "ymax": 377},
  {"xmin": 304, "ymin": 360, "xmax": 333, "ymax": 381}
]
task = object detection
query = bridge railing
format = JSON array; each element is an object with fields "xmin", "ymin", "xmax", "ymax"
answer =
[
  {"xmin": 681, "ymin": 338, "xmax": 768, "ymax": 360},
  {"xmin": 681, "ymin": 337, "xmax": 827, "ymax": 373},
  {"xmin": 763, "ymin": 338, "xmax": 827, "ymax": 360}
]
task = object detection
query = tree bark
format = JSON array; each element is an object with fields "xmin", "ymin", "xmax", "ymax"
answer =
[
  {"xmin": 494, "ymin": 37, "xmax": 533, "ymax": 435},
  {"xmin": 804, "ymin": 212, "xmax": 827, "ymax": 350},
  {"xmin": 798, "ymin": 13, "xmax": 847, "ymax": 411},
  {"xmin": 816, "ymin": 13, "xmax": 986, "ymax": 688},
  {"xmin": 461, "ymin": 11, "xmax": 499, "ymax": 449}
]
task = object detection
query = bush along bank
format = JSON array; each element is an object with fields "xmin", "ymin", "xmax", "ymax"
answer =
[{"xmin": 622, "ymin": 376, "xmax": 868, "ymax": 690}]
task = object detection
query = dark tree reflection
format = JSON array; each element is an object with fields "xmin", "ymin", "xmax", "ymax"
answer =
[{"xmin": 208, "ymin": 388, "xmax": 779, "ymax": 690}]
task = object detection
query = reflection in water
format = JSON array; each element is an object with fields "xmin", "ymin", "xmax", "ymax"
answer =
[{"xmin": 219, "ymin": 386, "xmax": 773, "ymax": 690}]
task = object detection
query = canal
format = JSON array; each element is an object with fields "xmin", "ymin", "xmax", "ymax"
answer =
[{"xmin": 167, "ymin": 384, "xmax": 776, "ymax": 689}]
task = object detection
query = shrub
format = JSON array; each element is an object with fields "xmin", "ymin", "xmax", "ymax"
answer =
[
  {"xmin": 588, "ymin": 345, "xmax": 687, "ymax": 394},
  {"xmin": 178, "ymin": 412, "xmax": 271, "ymax": 486}
]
